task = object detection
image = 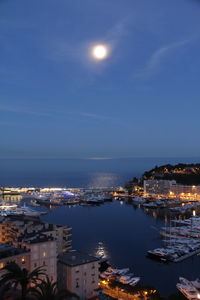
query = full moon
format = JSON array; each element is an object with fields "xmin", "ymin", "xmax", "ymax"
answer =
[{"xmin": 92, "ymin": 44, "xmax": 108, "ymax": 60}]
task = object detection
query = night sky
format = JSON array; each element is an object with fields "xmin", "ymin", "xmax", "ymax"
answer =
[{"xmin": 1, "ymin": 0, "xmax": 200, "ymax": 159}]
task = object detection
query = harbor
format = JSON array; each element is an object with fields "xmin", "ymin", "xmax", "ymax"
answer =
[
  {"xmin": 1, "ymin": 182, "xmax": 200, "ymax": 298},
  {"xmin": 41, "ymin": 199, "xmax": 200, "ymax": 298}
]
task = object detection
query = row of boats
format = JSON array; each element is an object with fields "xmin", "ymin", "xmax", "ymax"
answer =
[
  {"xmin": 148, "ymin": 216, "xmax": 200, "ymax": 262},
  {"xmin": 0, "ymin": 203, "xmax": 46, "ymax": 217},
  {"xmin": 133, "ymin": 196, "xmax": 183, "ymax": 209},
  {"xmin": 170, "ymin": 202, "xmax": 200, "ymax": 213},
  {"xmin": 132, "ymin": 196, "xmax": 200, "ymax": 213},
  {"xmin": 147, "ymin": 243, "xmax": 200, "ymax": 262},
  {"xmin": 177, "ymin": 277, "xmax": 200, "ymax": 300},
  {"xmin": 100, "ymin": 267, "xmax": 140, "ymax": 287},
  {"xmin": 31, "ymin": 191, "xmax": 113, "ymax": 206}
]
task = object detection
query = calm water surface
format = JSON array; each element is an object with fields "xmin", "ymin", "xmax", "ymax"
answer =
[
  {"xmin": 42, "ymin": 201, "xmax": 200, "ymax": 299},
  {"xmin": 1, "ymin": 157, "xmax": 200, "ymax": 187}
]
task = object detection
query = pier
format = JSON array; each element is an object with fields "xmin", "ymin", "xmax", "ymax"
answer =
[
  {"xmin": 99, "ymin": 281, "xmax": 158, "ymax": 300},
  {"xmin": 173, "ymin": 248, "xmax": 200, "ymax": 263}
]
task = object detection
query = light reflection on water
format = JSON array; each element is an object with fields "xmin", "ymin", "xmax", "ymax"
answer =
[
  {"xmin": 93, "ymin": 241, "xmax": 109, "ymax": 259},
  {"xmin": 88, "ymin": 172, "xmax": 120, "ymax": 188}
]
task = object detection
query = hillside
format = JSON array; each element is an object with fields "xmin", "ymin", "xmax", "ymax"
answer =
[{"xmin": 142, "ymin": 163, "xmax": 200, "ymax": 185}]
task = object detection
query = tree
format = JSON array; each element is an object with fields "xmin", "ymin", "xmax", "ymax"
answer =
[
  {"xmin": 0, "ymin": 262, "xmax": 45, "ymax": 300},
  {"xmin": 29, "ymin": 276, "xmax": 79, "ymax": 300}
]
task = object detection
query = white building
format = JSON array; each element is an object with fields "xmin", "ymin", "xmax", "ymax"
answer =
[{"xmin": 144, "ymin": 179, "xmax": 176, "ymax": 195}]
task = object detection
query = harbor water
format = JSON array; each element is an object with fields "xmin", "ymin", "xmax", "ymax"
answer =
[{"xmin": 41, "ymin": 201, "xmax": 200, "ymax": 299}]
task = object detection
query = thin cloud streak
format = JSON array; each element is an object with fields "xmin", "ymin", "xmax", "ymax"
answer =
[
  {"xmin": 0, "ymin": 105, "xmax": 52, "ymax": 117},
  {"xmin": 77, "ymin": 112, "xmax": 109, "ymax": 121},
  {"xmin": 135, "ymin": 37, "xmax": 196, "ymax": 79},
  {"xmin": 0, "ymin": 104, "xmax": 109, "ymax": 122}
]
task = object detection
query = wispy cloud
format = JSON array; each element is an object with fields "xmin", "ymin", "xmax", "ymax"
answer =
[
  {"xmin": 76, "ymin": 112, "xmax": 108, "ymax": 121},
  {"xmin": 0, "ymin": 105, "xmax": 52, "ymax": 117},
  {"xmin": 135, "ymin": 37, "xmax": 196, "ymax": 79},
  {"xmin": 0, "ymin": 104, "xmax": 109, "ymax": 122},
  {"xmin": 104, "ymin": 16, "xmax": 131, "ymax": 46},
  {"xmin": 52, "ymin": 109, "xmax": 110, "ymax": 122}
]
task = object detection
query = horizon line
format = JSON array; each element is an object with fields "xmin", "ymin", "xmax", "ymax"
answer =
[{"xmin": 1, "ymin": 156, "xmax": 200, "ymax": 160}]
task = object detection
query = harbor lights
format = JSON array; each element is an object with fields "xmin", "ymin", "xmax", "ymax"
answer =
[
  {"xmin": 197, "ymin": 293, "xmax": 200, "ymax": 299},
  {"xmin": 193, "ymin": 210, "xmax": 196, "ymax": 217}
]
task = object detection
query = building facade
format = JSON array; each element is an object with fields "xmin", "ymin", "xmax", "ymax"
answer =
[
  {"xmin": 170, "ymin": 184, "xmax": 200, "ymax": 200},
  {"xmin": 144, "ymin": 179, "xmax": 200, "ymax": 200},
  {"xmin": 0, "ymin": 243, "xmax": 31, "ymax": 275},
  {"xmin": 144, "ymin": 180, "xmax": 176, "ymax": 195},
  {"xmin": 0, "ymin": 215, "xmax": 72, "ymax": 282},
  {"xmin": 0, "ymin": 215, "xmax": 72, "ymax": 253},
  {"xmin": 58, "ymin": 250, "xmax": 100, "ymax": 300}
]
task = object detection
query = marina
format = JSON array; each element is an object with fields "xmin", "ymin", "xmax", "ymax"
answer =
[
  {"xmin": 1, "ymin": 186, "xmax": 200, "ymax": 298},
  {"xmin": 147, "ymin": 214, "xmax": 200, "ymax": 263},
  {"xmin": 41, "ymin": 199, "xmax": 200, "ymax": 298}
]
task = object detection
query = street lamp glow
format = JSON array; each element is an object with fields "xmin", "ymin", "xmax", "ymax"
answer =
[{"xmin": 92, "ymin": 44, "xmax": 108, "ymax": 60}]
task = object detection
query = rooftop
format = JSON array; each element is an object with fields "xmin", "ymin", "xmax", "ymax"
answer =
[
  {"xmin": 58, "ymin": 250, "xmax": 99, "ymax": 267},
  {"xmin": 1, "ymin": 215, "xmax": 70, "ymax": 231},
  {"xmin": 18, "ymin": 233, "xmax": 55, "ymax": 245},
  {"xmin": 0, "ymin": 243, "xmax": 29, "ymax": 259}
]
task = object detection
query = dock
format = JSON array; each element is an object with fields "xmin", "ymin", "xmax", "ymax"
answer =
[{"xmin": 173, "ymin": 248, "xmax": 200, "ymax": 263}]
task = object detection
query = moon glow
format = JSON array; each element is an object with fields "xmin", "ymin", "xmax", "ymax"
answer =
[{"xmin": 92, "ymin": 44, "xmax": 108, "ymax": 60}]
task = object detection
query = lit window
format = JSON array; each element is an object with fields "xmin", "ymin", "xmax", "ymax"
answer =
[
  {"xmin": 43, "ymin": 252, "xmax": 46, "ymax": 257},
  {"xmin": 0, "ymin": 263, "xmax": 4, "ymax": 269},
  {"xmin": 21, "ymin": 257, "xmax": 25, "ymax": 264}
]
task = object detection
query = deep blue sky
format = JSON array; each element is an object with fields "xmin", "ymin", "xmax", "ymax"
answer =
[{"xmin": 1, "ymin": 0, "xmax": 200, "ymax": 159}]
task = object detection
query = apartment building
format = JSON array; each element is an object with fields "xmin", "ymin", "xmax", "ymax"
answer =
[
  {"xmin": 144, "ymin": 180, "xmax": 176, "ymax": 195},
  {"xmin": 0, "ymin": 215, "xmax": 72, "ymax": 253},
  {"xmin": 18, "ymin": 234, "xmax": 57, "ymax": 282},
  {"xmin": 144, "ymin": 179, "xmax": 200, "ymax": 200},
  {"xmin": 170, "ymin": 184, "xmax": 200, "ymax": 200},
  {"xmin": 0, "ymin": 243, "xmax": 31, "ymax": 275},
  {"xmin": 0, "ymin": 215, "xmax": 72, "ymax": 282},
  {"xmin": 58, "ymin": 250, "xmax": 100, "ymax": 300}
]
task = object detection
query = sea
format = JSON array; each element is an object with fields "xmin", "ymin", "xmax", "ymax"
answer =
[
  {"xmin": 0, "ymin": 157, "xmax": 200, "ymax": 187},
  {"xmin": 1, "ymin": 157, "xmax": 200, "ymax": 299}
]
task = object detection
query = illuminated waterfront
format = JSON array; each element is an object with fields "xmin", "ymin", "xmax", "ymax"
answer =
[{"xmin": 41, "ymin": 200, "xmax": 200, "ymax": 299}]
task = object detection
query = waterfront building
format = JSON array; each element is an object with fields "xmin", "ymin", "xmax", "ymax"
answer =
[
  {"xmin": 144, "ymin": 180, "xmax": 176, "ymax": 195},
  {"xmin": 170, "ymin": 184, "xmax": 200, "ymax": 200},
  {"xmin": 58, "ymin": 250, "xmax": 100, "ymax": 300},
  {"xmin": 144, "ymin": 179, "xmax": 200, "ymax": 200}
]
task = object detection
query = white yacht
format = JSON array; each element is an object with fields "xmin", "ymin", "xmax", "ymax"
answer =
[
  {"xmin": 118, "ymin": 275, "xmax": 140, "ymax": 286},
  {"xmin": 177, "ymin": 277, "xmax": 200, "ymax": 300}
]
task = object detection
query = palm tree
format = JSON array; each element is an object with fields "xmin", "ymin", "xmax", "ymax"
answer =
[
  {"xmin": 0, "ymin": 262, "xmax": 45, "ymax": 300},
  {"xmin": 29, "ymin": 276, "xmax": 78, "ymax": 300}
]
